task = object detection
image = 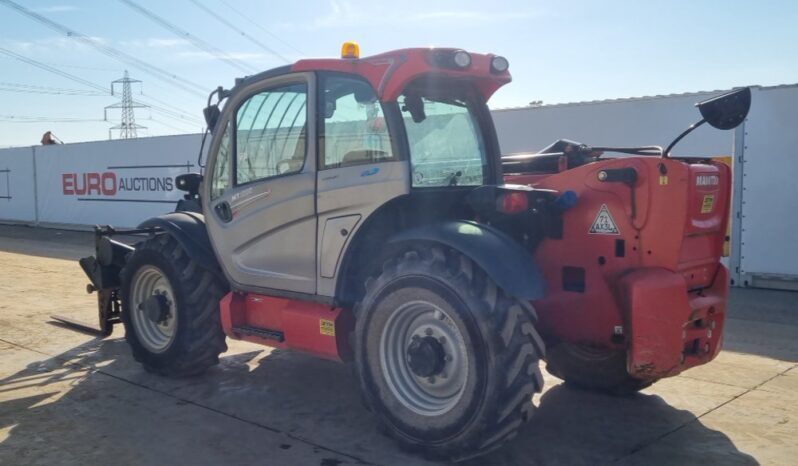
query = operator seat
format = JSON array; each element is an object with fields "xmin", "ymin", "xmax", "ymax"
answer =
[{"xmin": 280, "ymin": 125, "xmax": 307, "ymax": 173}]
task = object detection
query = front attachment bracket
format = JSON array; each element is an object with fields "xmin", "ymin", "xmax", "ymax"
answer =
[{"xmin": 51, "ymin": 225, "xmax": 159, "ymax": 336}]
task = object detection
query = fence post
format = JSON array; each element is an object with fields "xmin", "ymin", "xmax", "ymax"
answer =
[{"xmin": 32, "ymin": 146, "xmax": 40, "ymax": 226}]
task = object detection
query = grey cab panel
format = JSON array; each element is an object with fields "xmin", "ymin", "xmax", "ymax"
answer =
[
  {"xmin": 316, "ymin": 161, "xmax": 410, "ymax": 296},
  {"xmin": 319, "ymin": 214, "xmax": 361, "ymax": 279},
  {"xmin": 203, "ymin": 72, "xmax": 319, "ymax": 294}
]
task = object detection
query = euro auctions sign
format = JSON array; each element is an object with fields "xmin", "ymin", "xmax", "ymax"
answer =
[
  {"xmin": 36, "ymin": 134, "xmax": 203, "ymax": 228},
  {"xmin": 61, "ymin": 170, "xmax": 175, "ymax": 196}
]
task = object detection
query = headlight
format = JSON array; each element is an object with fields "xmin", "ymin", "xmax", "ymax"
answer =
[
  {"xmin": 491, "ymin": 56, "xmax": 509, "ymax": 73},
  {"xmin": 453, "ymin": 50, "xmax": 471, "ymax": 68},
  {"xmin": 429, "ymin": 49, "xmax": 472, "ymax": 69}
]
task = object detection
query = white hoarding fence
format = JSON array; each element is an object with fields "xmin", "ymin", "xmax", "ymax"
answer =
[
  {"xmin": 736, "ymin": 85, "xmax": 798, "ymax": 289},
  {"xmin": 492, "ymin": 91, "xmax": 734, "ymax": 157},
  {"xmin": 34, "ymin": 134, "xmax": 203, "ymax": 228},
  {"xmin": 0, "ymin": 147, "xmax": 37, "ymax": 223}
]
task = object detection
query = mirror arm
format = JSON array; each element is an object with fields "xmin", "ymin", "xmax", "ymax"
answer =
[{"xmin": 664, "ymin": 118, "xmax": 706, "ymax": 158}]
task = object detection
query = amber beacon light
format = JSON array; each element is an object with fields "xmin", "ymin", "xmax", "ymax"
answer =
[{"xmin": 341, "ymin": 41, "xmax": 360, "ymax": 59}]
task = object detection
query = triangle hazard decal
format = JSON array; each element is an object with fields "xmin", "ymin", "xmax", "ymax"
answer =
[{"xmin": 589, "ymin": 204, "xmax": 620, "ymax": 235}]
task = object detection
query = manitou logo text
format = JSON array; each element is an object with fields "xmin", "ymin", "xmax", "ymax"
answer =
[{"xmin": 62, "ymin": 172, "xmax": 174, "ymax": 196}]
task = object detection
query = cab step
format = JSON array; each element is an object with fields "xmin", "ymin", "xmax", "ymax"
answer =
[{"xmin": 232, "ymin": 325, "xmax": 285, "ymax": 342}]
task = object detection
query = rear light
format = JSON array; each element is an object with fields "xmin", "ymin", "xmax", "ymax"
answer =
[{"xmin": 496, "ymin": 191, "xmax": 529, "ymax": 214}]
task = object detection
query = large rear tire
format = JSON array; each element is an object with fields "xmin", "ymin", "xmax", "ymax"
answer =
[
  {"xmin": 120, "ymin": 234, "xmax": 227, "ymax": 377},
  {"xmin": 545, "ymin": 343, "xmax": 655, "ymax": 396},
  {"xmin": 354, "ymin": 246, "xmax": 545, "ymax": 461}
]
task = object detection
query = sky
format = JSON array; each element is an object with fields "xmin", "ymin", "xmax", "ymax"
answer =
[{"xmin": 0, "ymin": 0, "xmax": 796, "ymax": 147}]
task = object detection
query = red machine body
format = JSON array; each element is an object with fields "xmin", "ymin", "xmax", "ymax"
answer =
[
  {"xmin": 214, "ymin": 47, "xmax": 731, "ymax": 382},
  {"xmin": 506, "ymin": 157, "xmax": 731, "ymax": 378},
  {"xmin": 220, "ymin": 292, "xmax": 353, "ymax": 361},
  {"xmin": 292, "ymin": 48, "xmax": 510, "ymax": 102}
]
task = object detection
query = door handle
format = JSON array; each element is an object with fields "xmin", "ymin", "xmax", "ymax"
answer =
[{"xmin": 215, "ymin": 201, "xmax": 233, "ymax": 222}]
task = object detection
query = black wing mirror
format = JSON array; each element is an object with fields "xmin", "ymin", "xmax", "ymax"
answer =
[
  {"xmin": 665, "ymin": 87, "xmax": 751, "ymax": 156},
  {"xmin": 176, "ymin": 173, "xmax": 202, "ymax": 198},
  {"xmin": 698, "ymin": 87, "xmax": 752, "ymax": 130},
  {"xmin": 203, "ymin": 105, "xmax": 220, "ymax": 130}
]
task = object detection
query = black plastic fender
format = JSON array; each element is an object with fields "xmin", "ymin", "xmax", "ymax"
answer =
[
  {"xmin": 388, "ymin": 220, "xmax": 545, "ymax": 300},
  {"xmin": 138, "ymin": 211, "xmax": 221, "ymax": 275}
]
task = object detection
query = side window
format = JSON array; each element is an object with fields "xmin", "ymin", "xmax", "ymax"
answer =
[
  {"xmin": 321, "ymin": 75, "xmax": 393, "ymax": 169},
  {"xmin": 210, "ymin": 122, "xmax": 231, "ymax": 200},
  {"xmin": 236, "ymin": 83, "xmax": 307, "ymax": 185}
]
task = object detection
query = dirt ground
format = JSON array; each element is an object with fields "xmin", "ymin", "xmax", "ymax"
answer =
[{"xmin": 0, "ymin": 224, "xmax": 795, "ymax": 466}]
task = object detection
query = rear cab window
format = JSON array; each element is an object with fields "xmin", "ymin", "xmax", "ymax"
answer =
[{"xmin": 399, "ymin": 82, "xmax": 489, "ymax": 187}]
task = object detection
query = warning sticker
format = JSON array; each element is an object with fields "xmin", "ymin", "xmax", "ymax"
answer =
[
  {"xmin": 701, "ymin": 194, "xmax": 715, "ymax": 214},
  {"xmin": 589, "ymin": 204, "xmax": 621, "ymax": 235},
  {"xmin": 659, "ymin": 175, "xmax": 669, "ymax": 186},
  {"xmin": 320, "ymin": 319, "xmax": 336, "ymax": 336}
]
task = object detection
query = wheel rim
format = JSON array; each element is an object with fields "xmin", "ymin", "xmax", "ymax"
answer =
[
  {"xmin": 380, "ymin": 300, "xmax": 469, "ymax": 416},
  {"xmin": 130, "ymin": 265, "xmax": 177, "ymax": 353}
]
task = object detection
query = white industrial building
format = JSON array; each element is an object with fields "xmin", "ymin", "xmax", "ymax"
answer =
[{"xmin": 1, "ymin": 84, "xmax": 796, "ymax": 290}]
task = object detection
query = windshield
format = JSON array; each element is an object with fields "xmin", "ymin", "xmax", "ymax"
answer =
[{"xmin": 399, "ymin": 88, "xmax": 488, "ymax": 187}]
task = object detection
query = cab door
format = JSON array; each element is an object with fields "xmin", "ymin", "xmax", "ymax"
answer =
[
  {"xmin": 315, "ymin": 73, "xmax": 410, "ymax": 297},
  {"xmin": 204, "ymin": 73, "xmax": 318, "ymax": 295}
]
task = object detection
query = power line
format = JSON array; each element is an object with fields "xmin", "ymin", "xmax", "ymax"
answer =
[
  {"xmin": 188, "ymin": 0, "xmax": 290, "ymax": 63},
  {"xmin": 0, "ymin": 114, "xmax": 105, "ymax": 123},
  {"xmin": 0, "ymin": 82, "xmax": 107, "ymax": 96},
  {"xmin": 150, "ymin": 117, "xmax": 199, "ymax": 133},
  {"xmin": 0, "ymin": 87, "xmax": 105, "ymax": 96},
  {"xmin": 0, "ymin": 54, "xmax": 123, "ymax": 73},
  {"xmin": 32, "ymin": 61, "xmax": 122, "ymax": 73},
  {"xmin": 0, "ymin": 46, "xmax": 109, "ymax": 93},
  {"xmin": 135, "ymin": 100, "xmax": 204, "ymax": 126},
  {"xmin": 0, "ymin": 47, "xmax": 203, "ymax": 126},
  {"xmin": 215, "ymin": 0, "xmax": 304, "ymax": 57},
  {"xmin": 0, "ymin": 81, "xmax": 104, "ymax": 93},
  {"xmin": 0, "ymin": 0, "xmax": 207, "ymax": 97},
  {"xmin": 141, "ymin": 92, "xmax": 200, "ymax": 118},
  {"xmin": 118, "ymin": 0, "xmax": 258, "ymax": 74}
]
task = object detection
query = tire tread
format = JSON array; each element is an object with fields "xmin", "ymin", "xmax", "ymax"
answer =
[
  {"xmin": 354, "ymin": 245, "xmax": 545, "ymax": 461},
  {"xmin": 120, "ymin": 235, "xmax": 227, "ymax": 377}
]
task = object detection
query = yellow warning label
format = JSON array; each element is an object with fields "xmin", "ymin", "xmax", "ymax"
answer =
[
  {"xmin": 701, "ymin": 194, "xmax": 715, "ymax": 214},
  {"xmin": 659, "ymin": 175, "xmax": 669, "ymax": 186},
  {"xmin": 320, "ymin": 319, "xmax": 335, "ymax": 336}
]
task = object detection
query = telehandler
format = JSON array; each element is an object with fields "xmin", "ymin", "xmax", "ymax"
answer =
[{"xmin": 65, "ymin": 42, "xmax": 750, "ymax": 460}]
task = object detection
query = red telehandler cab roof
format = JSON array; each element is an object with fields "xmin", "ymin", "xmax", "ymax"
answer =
[{"xmin": 290, "ymin": 45, "xmax": 511, "ymax": 101}]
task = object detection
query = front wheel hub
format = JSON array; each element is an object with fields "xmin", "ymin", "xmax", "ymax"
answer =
[
  {"xmin": 130, "ymin": 265, "xmax": 177, "ymax": 354},
  {"xmin": 407, "ymin": 336, "xmax": 446, "ymax": 378},
  {"xmin": 140, "ymin": 294, "xmax": 170, "ymax": 324},
  {"xmin": 380, "ymin": 301, "xmax": 469, "ymax": 416}
]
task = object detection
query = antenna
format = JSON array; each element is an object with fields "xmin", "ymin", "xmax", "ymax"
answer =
[{"xmin": 105, "ymin": 70, "xmax": 148, "ymax": 139}]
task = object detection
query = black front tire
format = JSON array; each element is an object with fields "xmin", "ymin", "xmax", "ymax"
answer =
[
  {"xmin": 354, "ymin": 246, "xmax": 545, "ymax": 461},
  {"xmin": 120, "ymin": 234, "xmax": 228, "ymax": 377}
]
